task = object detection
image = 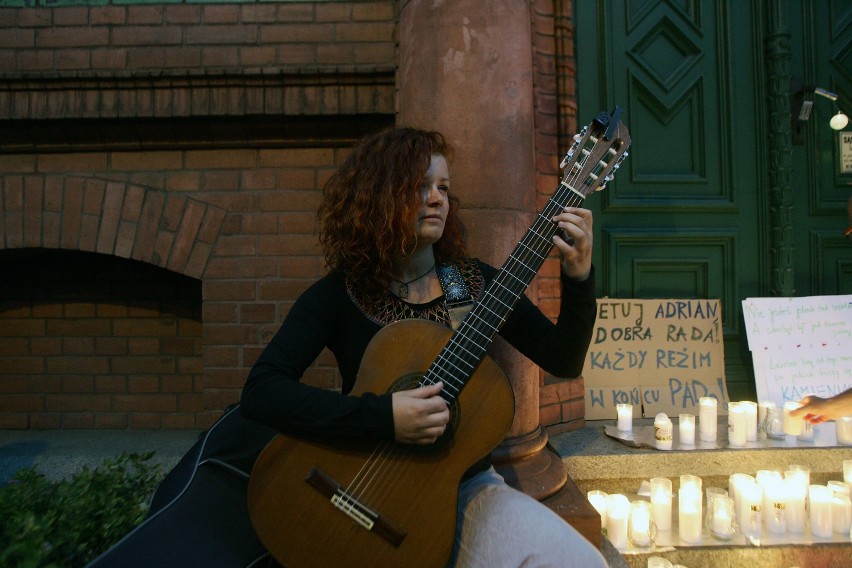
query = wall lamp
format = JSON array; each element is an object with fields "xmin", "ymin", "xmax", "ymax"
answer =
[{"xmin": 797, "ymin": 85, "xmax": 849, "ymax": 130}]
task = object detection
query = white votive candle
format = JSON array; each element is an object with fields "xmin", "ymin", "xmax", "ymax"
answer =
[
  {"xmin": 587, "ymin": 490, "xmax": 608, "ymax": 528},
  {"xmin": 742, "ymin": 401, "xmax": 758, "ymax": 442},
  {"xmin": 606, "ymin": 494, "xmax": 630, "ymax": 550},
  {"xmin": 650, "ymin": 477, "xmax": 672, "ymax": 532},
  {"xmin": 679, "ymin": 413, "xmax": 695, "ymax": 446},
  {"xmin": 784, "ymin": 476, "xmax": 807, "ymax": 533},
  {"xmin": 699, "ymin": 397, "xmax": 717, "ymax": 442},
  {"xmin": 678, "ymin": 486, "xmax": 702, "ymax": 543},
  {"xmin": 654, "ymin": 413, "xmax": 673, "ymax": 450},
  {"xmin": 616, "ymin": 403, "xmax": 633, "ymax": 432},
  {"xmin": 739, "ymin": 481, "xmax": 763, "ymax": 539},
  {"xmin": 809, "ymin": 485, "xmax": 833, "ymax": 538},
  {"xmin": 783, "ymin": 401, "xmax": 803, "ymax": 436},
  {"xmin": 729, "ymin": 472, "xmax": 752, "ymax": 523},
  {"xmin": 832, "ymin": 493, "xmax": 852, "ymax": 534},
  {"xmin": 762, "ymin": 479, "xmax": 786, "ymax": 534},
  {"xmin": 843, "ymin": 460, "xmax": 852, "ymax": 485},
  {"xmin": 728, "ymin": 402, "xmax": 747, "ymax": 447}
]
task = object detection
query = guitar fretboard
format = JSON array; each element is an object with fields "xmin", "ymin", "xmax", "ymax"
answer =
[{"xmin": 421, "ymin": 115, "xmax": 629, "ymax": 405}]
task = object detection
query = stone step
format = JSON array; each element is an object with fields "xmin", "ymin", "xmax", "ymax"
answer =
[{"xmin": 550, "ymin": 419, "xmax": 852, "ymax": 568}]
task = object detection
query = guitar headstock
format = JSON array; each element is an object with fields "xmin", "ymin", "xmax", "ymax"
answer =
[{"xmin": 559, "ymin": 106, "xmax": 631, "ymax": 198}]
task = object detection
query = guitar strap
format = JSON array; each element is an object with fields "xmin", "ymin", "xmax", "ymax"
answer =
[{"xmin": 436, "ymin": 263, "xmax": 474, "ymax": 330}]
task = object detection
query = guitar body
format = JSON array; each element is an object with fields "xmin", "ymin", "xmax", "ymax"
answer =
[{"xmin": 247, "ymin": 318, "xmax": 515, "ymax": 568}]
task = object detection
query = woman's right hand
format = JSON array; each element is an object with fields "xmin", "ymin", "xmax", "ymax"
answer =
[{"xmin": 391, "ymin": 382, "xmax": 450, "ymax": 444}]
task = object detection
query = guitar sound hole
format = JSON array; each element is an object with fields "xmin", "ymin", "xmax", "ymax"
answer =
[{"xmin": 387, "ymin": 372, "xmax": 460, "ymax": 453}]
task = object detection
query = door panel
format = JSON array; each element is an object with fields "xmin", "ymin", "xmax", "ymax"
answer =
[
  {"xmin": 576, "ymin": 1, "xmax": 762, "ymax": 399},
  {"xmin": 577, "ymin": 0, "xmax": 852, "ymax": 400}
]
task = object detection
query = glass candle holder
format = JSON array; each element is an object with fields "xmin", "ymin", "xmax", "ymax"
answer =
[
  {"xmin": 650, "ymin": 477, "xmax": 672, "ymax": 532},
  {"xmin": 587, "ymin": 490, "xmax": 608, "ymax": 529},
  {"xmin": 761, "ymin": 402, "xmax": 785, "ymax": 439},
  {"xmin": 704, "ymin": 487, "xmax": 728, "ymax": 531},
  {"xmin": 699, "ymin": 397, "xmax": 717, "ymax": 442},
  {"xmin": 709, "ymin": 495, "xmax": 737, "ymax": 540},
  {"xmin": 782, "ymin": 401, "xmax": 803, "ymax": 436},
  {"xmin": 798, "ymin": 418, "xmax": 816, "ymax": 442},
  {"xmin": 844, "ymin": 460, "xmax": 852, "ymax": 485},
  {"xmin": 606, "ymin": 494, "xmax": 630, "ymax": 550},
  {"xmin": 678, "ymin": 413, "xmax": 695, "ymax": 446},
  {"xmin": 628, "ymin": 500, "xmax": 656, "ymax": 548},
  {"xmin": 809, "ymin": 485, "xmax": 834, "ymax": 538},
  {"xmin": 616, "ymin": 403, "xmax": 633, "ymax": 432}
]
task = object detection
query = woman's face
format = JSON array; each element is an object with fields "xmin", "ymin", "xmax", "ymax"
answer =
[{"xmin": 414, "ymin": 154, "xmax": 450, "ymax": 250}]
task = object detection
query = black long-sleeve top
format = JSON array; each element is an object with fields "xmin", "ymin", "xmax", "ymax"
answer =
[{"xmin": 241, "ymin": 260, "xmax": 596, "ymax": 443}]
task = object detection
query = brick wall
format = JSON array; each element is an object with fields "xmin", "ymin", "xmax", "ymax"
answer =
[{"xmin": 0, "ymin": 0, "xmax": 584, "ymax": 433}]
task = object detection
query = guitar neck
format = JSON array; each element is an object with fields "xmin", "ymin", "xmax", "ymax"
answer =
[{"xmin": 423, "ymin": 109, "xmax": 631, "ymax": 404}]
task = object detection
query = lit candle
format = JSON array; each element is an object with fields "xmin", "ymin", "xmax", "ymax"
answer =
[
  {"xmin": 782, "ymin": 401, "xmax": 803, "ymax": 436},
  {"xmin": 832, "ymin": 493, "xmax": 852, "ymax": 534},
  {"xmin": 628, "ymin": 500, "xmax": 654, "ymax": 548},
  {"xmin": 784, "ymin": 474, "xmax": 807, "ymax": 533},
  {"xmin": 678, "ymin": 486, "xmax": 702, "ymax": 543},
  {"xmin": 727, "ymin": 402, "xmax": 747, "ymax": 447},
  {"xmin": 616, "ymin": 403, "xmax": 633, "ymax": 432},
  {"xmin": 762, "ymin": 478, "xmax": 786, "ymax": 534},
  {"xmin": 739, "ymin": 480, "xmax": 763, "ymax": 539},
  {"xmin": 650, "ymin": 477, "xmax": 672, "ymax": 531},
  {"xmin": 710, "ymin": 495, "xmax": 735, "ymax": 540},
  {"xmin": 699, "ymin": 397, "xmax": 717, "ymax": 442},
  {"xmin": 741, "ymin": 401, "xmax": 758, "ymax": 442},
  {"xmin": 587, "ymin": 490, "xmax": 608, "ymax": 528},
  {"xmin": 654, "ymin": 413, "xmax": 673, "ymax": 450},
  {"xmin": 678, "ymin": 413, "xmax": 695, "ymax": 446},
  {"xmin": 837, "ymin": 416, "xmax": 852, "ymax": 445},
  {"xmin": 809, "ymin": 485, "xmax": 833, "ymax": 538},
  {"xmin": 729, "ymin": 473, "xmax": 752, "ymax": 524},
  {"xmin": 606, "ymin": 494, "xmax": 630, "ymax": 550}
]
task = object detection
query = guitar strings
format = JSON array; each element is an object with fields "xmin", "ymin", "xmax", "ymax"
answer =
[{"xmin": 336, "ymin": 130, "xmax": 612, "ymax": 516}]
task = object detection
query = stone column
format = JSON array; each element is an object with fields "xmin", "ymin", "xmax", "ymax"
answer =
[{"xmin": 398, "ymin": 0, "xmax": 566, "ymax": 500}]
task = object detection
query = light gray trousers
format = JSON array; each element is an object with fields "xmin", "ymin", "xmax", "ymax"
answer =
[{"xmin": 451, "ymin": 468, "xmax": 609, "ymax": 568}]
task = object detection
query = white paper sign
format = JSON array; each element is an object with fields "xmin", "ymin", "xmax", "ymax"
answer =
[{"xmin": 742, "ymin": 295, "xmax": 852, "ymax": 410}]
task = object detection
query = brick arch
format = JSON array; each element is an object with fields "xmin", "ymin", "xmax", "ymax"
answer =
[{"xmin": 1, "ymin": 175, "xmax": 226, "ymax": 279}]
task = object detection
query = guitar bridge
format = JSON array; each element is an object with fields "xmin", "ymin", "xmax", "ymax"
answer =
[
  {"xmin": 331, "ymin": 492, "xmax": 376, "ymax": 531},
  {"xmin": 305, "ymin": 467, "xmax": 407, "ymax": 548}
]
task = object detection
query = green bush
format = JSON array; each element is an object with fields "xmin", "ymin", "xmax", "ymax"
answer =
[{"xmin": 0, "ymin": 452, "xmax": 164, "ymax": 568}]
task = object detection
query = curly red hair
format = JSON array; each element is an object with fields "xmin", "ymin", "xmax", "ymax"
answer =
[{"xmin": 319, "ymin": 127, "xmax": 467, "ymax": 296}]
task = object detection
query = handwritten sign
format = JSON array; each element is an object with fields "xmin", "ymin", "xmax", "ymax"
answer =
[
  {"xmin": 840, "ymin": 131, "xmax": 852, "ymax": 174},
  {"xmin": 583, "ymin": 299, "xmax": 729, "ymax": 419},
  {"xmin": 742, "ymin": 295, "xmax": 852, "ymax": 411}
]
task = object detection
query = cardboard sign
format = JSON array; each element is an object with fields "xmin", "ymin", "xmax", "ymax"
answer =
[
  {"xmin": 583, "ymin": 299, "xmax": 729, "ymax": 420},
  {"xmin": 742, "ymin": 295, "xmax": 852, "ymax": 411}
]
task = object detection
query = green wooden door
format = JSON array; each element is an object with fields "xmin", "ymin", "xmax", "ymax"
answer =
[{"xmin": 575, "ymin": 0, "xmax": 851, "ymax": 401}]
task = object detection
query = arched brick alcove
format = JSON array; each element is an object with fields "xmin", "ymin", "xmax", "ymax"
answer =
[
  {"xmin": 0, "ymin": 175, "xmax": 226, "ymax": 429},
  {"xmin": 1, "ymin": 175, "xmax": 226, "ymax": 279}
]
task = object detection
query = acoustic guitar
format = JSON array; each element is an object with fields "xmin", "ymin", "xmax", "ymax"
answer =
[{"xmin": 247, "ymin": 109, "xmax": 631, "ymax": 567}]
